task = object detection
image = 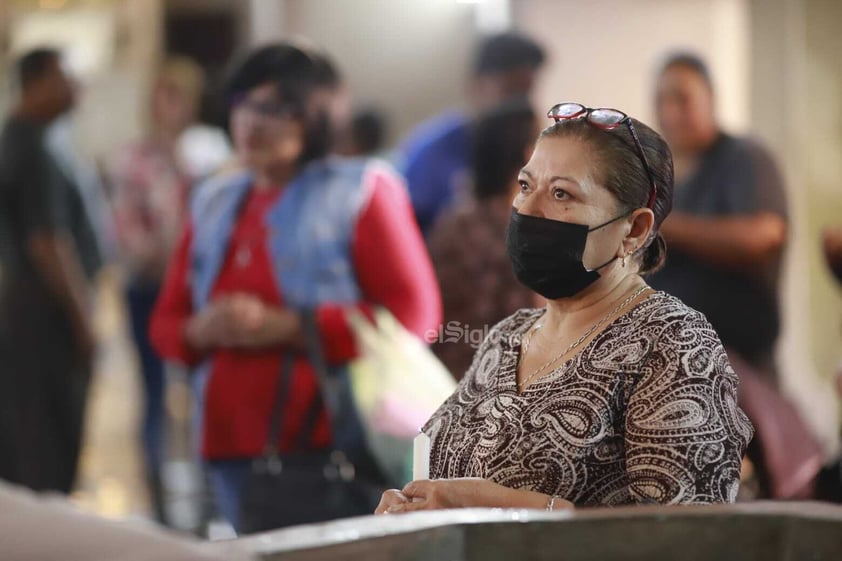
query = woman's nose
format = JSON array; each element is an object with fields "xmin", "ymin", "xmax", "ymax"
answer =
[{"xmin": 516, "ymin": 193, "xmax": 547, "ymax": 219}]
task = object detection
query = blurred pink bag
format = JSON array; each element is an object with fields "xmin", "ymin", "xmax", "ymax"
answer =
[
  {"xmin": 730, "ymin": 351, "xmax": 823, "ymax": 499},
  {"xmin": 347, "ymin": 308, "xmax": 456, "ymax": 484}
]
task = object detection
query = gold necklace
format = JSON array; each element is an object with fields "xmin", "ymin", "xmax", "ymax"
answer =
[{"xmin": 518, "ymin": 285, "xmax": 649, "ymax": 391}]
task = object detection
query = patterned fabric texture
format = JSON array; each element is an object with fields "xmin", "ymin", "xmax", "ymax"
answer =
[{"xmin": 424, "ymin": 291, "xmax": 754, "ymax": 505}]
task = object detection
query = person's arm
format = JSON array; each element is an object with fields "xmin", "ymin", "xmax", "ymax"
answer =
[
  {"xmin": 149, "ymin": 224, "xmax": 203, "ymax": 365},
  {"xmin": 376, "ymin": 478, "xmax": 573, "ymax": 514},
  {"xmin": 27, "ymin": 232, "xmax": 95, "ymax": 363},
  {"xmin": 662, "ymin": 141, "xmax": 788, "ymax": 273},
  {"xmin": 316, "ymin": 165, "xmax": 443, "ymax": 364},
  {"xmin": 19, "ymin": 133, "xmax": 94, "ymax": 364},
  {"xmin": 624, "ymin": 312, "xmax": 754, "ymax": 504},
  {"xmin": 660, "ymin": 211, "xmax": 786, "ymax": 271}
]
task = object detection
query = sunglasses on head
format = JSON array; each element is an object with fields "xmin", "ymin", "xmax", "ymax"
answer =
[{"xmin": 547, "ymin": 102, "xmax": 657, "ymax": 210}]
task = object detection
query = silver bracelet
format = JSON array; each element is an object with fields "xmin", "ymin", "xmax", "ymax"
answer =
[{"xmin": 546, "ymin": 494, "xmax": 561, "ymax": 512}]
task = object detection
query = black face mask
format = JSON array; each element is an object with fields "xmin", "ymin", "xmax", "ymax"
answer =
[{"xmin": 505, "ymin": 208, "xmax": 629, "ymax": 299}]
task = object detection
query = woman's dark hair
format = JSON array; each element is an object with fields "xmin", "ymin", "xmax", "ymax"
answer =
[
  {"xmin": 16, "ymin": 48, "xmax": 60, "ymax": 90},
  {"xmin": 350, "ymin": 107, "xmax": 387, "ymax": 155},
  {"xmin": 310, "ymin": 50, "xmax": 342, "ymax": 92},
  {"xmin": 540, "ymin": 116, "xmax": 674, "ymax": 275},
  {"xmin": 473, "ymin": 32, "xmax": 546, "ymax": 76},
  {"xmin": 659, "ymin": 51, "xmax": 713, "ymax": 90},
  {"xmin": 472, "ymin": 99, "xmax": 536, "ymax": 200},
  {"xmin": 224, "ymin": 43, "xmax": 331, "ymax": 164}
]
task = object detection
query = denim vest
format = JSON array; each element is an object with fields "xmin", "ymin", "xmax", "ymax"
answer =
[{"xmin": 189, "ymin": 157, "xmax": 377, "ymax": 455}]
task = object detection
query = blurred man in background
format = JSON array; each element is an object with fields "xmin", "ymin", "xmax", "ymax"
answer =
[
  {"xmin": 335, "ymin": 106, "xmax": 388, "ymax": 158},
  {"xmin": 0, "ymin": 48, "xmax": 102, "ymax": 493},
  {"xmin": 650, "ymin": 52, "xmax": 787, "ymax": 378},
  {"xmin": 649, "ymin": 53, "xmax": 810, "ymax": 499},
  {"xmin": 400, "ymin": 32, "xmax": 545, "ymax": 235}
]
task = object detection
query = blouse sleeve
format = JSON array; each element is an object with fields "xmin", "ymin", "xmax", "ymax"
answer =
[{"xmin": 624, "ymin": 310, "xmax": 754, "ymax": 504}]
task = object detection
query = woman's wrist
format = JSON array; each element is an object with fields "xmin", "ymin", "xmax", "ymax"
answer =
[
  {"xmin": 475, "ymin": 481, "xmax": 554, "ymax": 510},
  {"xmin": 262, "ymin": 308, "xmax": 303, "ymax": 347},
  {"xmin": 183, "ymin": 316, "xmax": 211, "ymax": 354},
  {"xmin": 497, "ymin": 486, "xmax": 572, "ymax": 511}
]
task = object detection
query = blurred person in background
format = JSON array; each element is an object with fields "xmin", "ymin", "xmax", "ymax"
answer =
[
  {"xmin": 649, "ymin": 53, "xmax": 817, "ymax": 500},
  {"xmin": 335, "ymin": 106, "xmax": 388, "ymax": 158},
  {"xmin": 307, "ymin": 50, "xmax": 387, "ymax": 160},
  {"xmin": 400, "ymin": 32, "xmax": 546, "ymax": 236},
  {"xmin": 150, "ymin": 43, "xmax": 440, "ymax": 531},
  {"xmin": 428, "ymin": 99, "xmax": 538, "ymax": 379},
  {"xmin": 0, "ymin": 48, "xmax": 102, "ymax": 493},
  {"xmin": 650, "ymin": 52, "xmax": 787, "ymax": 379},
  {"xmin": 108, "ymin": 56, "xmax": 210, "ymax": 525}
]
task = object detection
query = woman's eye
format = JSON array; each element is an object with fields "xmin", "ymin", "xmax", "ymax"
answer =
[
  {"xmin": 552, "ymin": 188, "xmax": 569, "ymax": 200},
  {"xmin": 518, "ymin": 180, "xmax": 530, "ymax": 192}
]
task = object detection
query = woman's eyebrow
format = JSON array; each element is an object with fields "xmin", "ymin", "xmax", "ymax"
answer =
[
  {"xmin": 519, "ymin": 169, "xmax": 584, "ymax": 190},
  {"xmin": 549, "ymin": 176, "xmax": 581, "ymax": 187}
]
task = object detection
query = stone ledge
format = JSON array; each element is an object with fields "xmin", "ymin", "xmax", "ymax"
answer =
[{"xmin": 230, "ymin": 502, "xmax": 842, "ymax": 561}]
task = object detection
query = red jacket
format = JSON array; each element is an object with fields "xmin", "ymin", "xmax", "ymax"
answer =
[{"xmin": 150, "ymin": 168, "xmax": 441, "ymax": 459}]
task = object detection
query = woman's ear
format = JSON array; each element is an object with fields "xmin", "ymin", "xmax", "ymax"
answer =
[{"xmin": 625, "ymin": 208, "xmax": 655, "ymax": 254}]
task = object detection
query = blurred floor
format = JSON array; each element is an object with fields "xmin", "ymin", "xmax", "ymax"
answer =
[
  {"xmin": 72, "ymin": 267, "xmax": 149, "ymax": 519},
  {"xmin": 71, "ymin": 268, "xmax": 204, "ymax": 531}
]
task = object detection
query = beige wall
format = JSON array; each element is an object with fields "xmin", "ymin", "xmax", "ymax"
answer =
[
  {"xmin": 284, "ymin": 0, "xmax": 479, "ymax": 143},
  {"xmin": 0, "ymin": 0, "xmax": 163, "ymax": 159},
  {"xmin": 516, "ymin": 0, "xmax": 750, "ymax": 132},
  {"xmin": 748, "ymin": 0, "xmax": 842, "ymax": 455},
  {"xmin": 802, "ymin": 0, "xmax": 842, "ymax": 381},
  {"xmin": 520, "ymin": 0, "xmax": 842, "ymax": 453},
  {"xmin": 2, "ymin": 0, "xmax": 840, "ymax": 452}
]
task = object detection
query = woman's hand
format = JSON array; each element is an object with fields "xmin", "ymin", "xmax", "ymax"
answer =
[
  {"xmin": 374, "ymin": 480, "xmax": 481, "ymax": 515},
  {"xmin": 184, "ymin": 293, "xmax": 301, "ymax": 352},
  {"xmin": 375, "ymin": 478, "xmax": 571, "ymax": 514},
  {"xmin": 374, "ymin": 489, "xmax": 410, "ymax": 515},
  {"xmin": 395, "ymin": 479, "xmax": 483, "ymax": 511}
]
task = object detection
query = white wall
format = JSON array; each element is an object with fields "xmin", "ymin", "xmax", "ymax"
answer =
[
  {"xmin": 285, "ymin": 0, "xmax": 480, "ymax": 143},
  {"xmin": 516, "ymin": 0, "xmax": 750, "ymax": 133},
  {"xmin": 1, "ymin": 0, "xmax": 163, "ymax": 160}
]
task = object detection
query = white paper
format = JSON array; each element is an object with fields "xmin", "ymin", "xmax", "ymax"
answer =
[{"xmin": 412, "ymin": 432, "xmax": 431, "ymax": 481}]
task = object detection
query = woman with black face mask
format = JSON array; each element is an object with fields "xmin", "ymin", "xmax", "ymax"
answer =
[{"xmin": 376, "ymin": 103, "xmax": 754, "ymax": 514}]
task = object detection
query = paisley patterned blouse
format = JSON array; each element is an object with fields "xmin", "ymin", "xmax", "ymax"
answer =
[{"xmin": 424, "ymin": 291, "xmax": 754, "ymax": 505}]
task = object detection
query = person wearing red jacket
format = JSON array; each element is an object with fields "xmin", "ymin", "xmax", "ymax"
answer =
[{"xmin": 150, "ymin": 44, "xmax": 441, "ymax": 531}]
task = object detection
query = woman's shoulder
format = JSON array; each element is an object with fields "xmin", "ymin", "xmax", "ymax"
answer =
[
  {"xmin": 634, "ymin": 290, "xmax": 713, "ymax": 330},
  {"xmin": 627, "ymin": 291, "xmax": 725, "ymax": 355},
  {"xmin": 634, "ymin": 291, "xmax": 730, "ymax": 373}
]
